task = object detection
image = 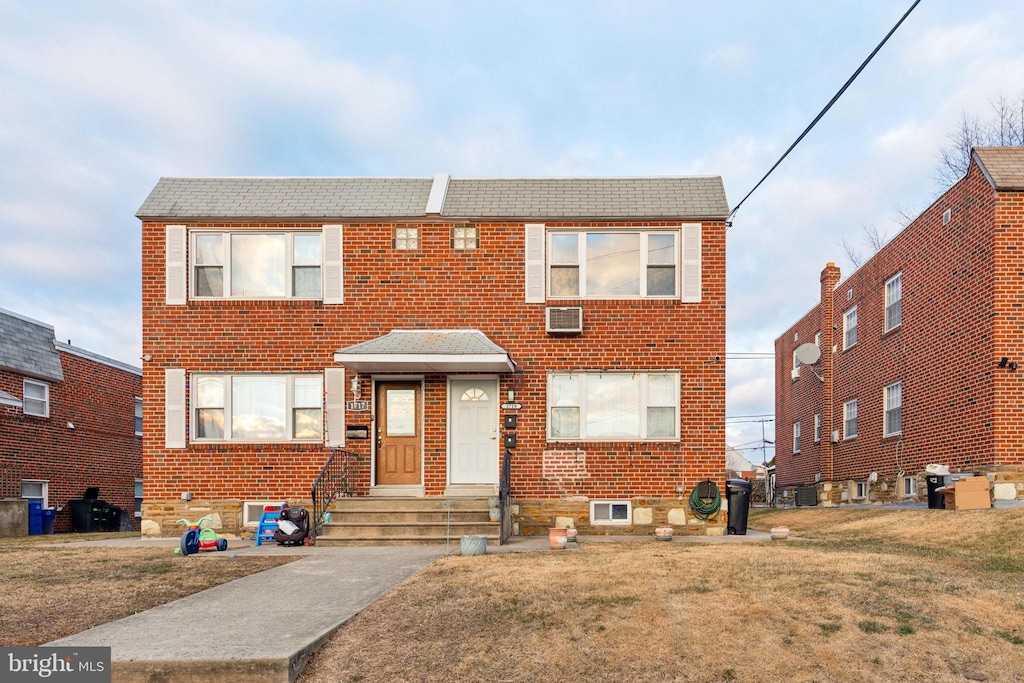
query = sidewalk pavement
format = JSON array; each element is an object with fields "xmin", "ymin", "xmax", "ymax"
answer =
[{"xmin": 47, "ymin": 530, "xmax": 773, "ymax": 682}]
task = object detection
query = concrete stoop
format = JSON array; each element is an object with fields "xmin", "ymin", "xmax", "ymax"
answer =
[{"xmin": 315, "ymin": 496, "xmax": 500, "ymax": 547}]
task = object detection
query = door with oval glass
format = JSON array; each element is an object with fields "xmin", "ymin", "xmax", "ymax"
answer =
[
  {"xmin": 375, "ymin": 381, "xmax": 422, "ymax": 486},
  {"xmin": 450, "ymin": 379, "xmax": 498, "ymax": 485}
]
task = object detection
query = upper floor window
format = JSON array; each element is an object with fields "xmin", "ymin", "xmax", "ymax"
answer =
[
  {"xmin": 884, "ymin": 272, "xmax": 902, "ymax": 332},
  {"xmin": 451, "ymin": 226, "xmax": 479, "ymax": 250},
  {"xmin": 843, "ymin": 399, "xmax": 858, "ymax": 439},
  {"xmin": 843, "ymin": 306, "xmax": 857, "ymax": 350},
  {"xmin": 793, "ymin": 421, "xmax": 801, "ymax": 453},
  {"xmin": 134, "ymin": 397, "xmax": 143, "ymax": 436},
  {"xmin": 192, "ymin": 374, "xmax": 323, "ymax": 442},
  {"xmin": 814, "ymin": 413, "xmax": 822, "ymax": 442},
  {"xmin": 393, "ymin": 227, "xmax": 419, "ymax": 250},
  {"xmin": 884, "ymin": 381, "xmax": 902, "ymax": 436},
  {"xmin": 548, "ymin": 230, "xmax": 678, "ymax": 298},
  {"xmin": 192, "ymin": 232, "xmax": 322, "ymax": 299},
  {"xmin": 547, "ymin": 372, "xmax": 679, "ymax": 441},
  {"xmin": 23, "ymin": 380, "xmax": 49, "ymax": 417}
]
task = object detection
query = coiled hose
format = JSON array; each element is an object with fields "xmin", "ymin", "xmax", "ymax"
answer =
[{"xmin": 689, "ymin": 480, "xmax": 722, "ymax": 520}]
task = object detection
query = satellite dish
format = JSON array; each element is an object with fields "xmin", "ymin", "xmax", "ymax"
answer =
[{"xmin": 794, "ymin": 343, "xmax": 822, "ymax": 365}]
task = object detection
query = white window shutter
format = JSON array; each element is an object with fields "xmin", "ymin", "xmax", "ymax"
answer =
[
  {"xmin": 165, "ymin": 368, "xmax": 186, "ymax": 448},
  {"xmin": 323, "ymin": 225, "xmax": 344, "ymax": 304},
  {"xmin": 681, "ymin": 223, "xmax": 702, "ymax": 303},
  {"xmin": 165, "ymin": 225, "xmax": 187, "ymax": 305},
  {"xmin": 325, "ymin": 367, "xmax": 346, "ymax": 447},
  {"xmin": 524, "ymin": 223, "xmax": 545, "ymax": 303}
]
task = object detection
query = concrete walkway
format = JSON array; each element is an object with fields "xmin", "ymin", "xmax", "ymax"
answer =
[{"xmin": 47, "ymin": 530, "xmax": 773, "ymax": 682}]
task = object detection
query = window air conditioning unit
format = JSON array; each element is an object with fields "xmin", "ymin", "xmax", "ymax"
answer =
[
  {"xmin": 830, "ymin": 430, "xmax": 840, "ymax": 444},
  {"xmin": 791, "ymin": 367, "xmax": 800, "ymax": 380},
  {"xmin": 546, "ymin": 307, "xmax": 583, "ymax": 334}
]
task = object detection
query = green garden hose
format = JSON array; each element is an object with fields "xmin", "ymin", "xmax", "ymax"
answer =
[{"xmin": 689, "ymin": 480, "xmax": 722, "ymax": 520}]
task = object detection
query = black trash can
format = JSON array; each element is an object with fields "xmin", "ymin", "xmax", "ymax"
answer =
[
  {"xmin": 925, "ymin": 474, "xmax": 948, "ymax": 509},
  {"xmin": 726, "ymin": 478, "xmax": 753, "ymax": 535}
]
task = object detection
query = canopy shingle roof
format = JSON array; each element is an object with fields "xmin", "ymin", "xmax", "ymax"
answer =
[
  {"xmin": 973, "ymin": 147, "xmax": 1024, "ymax": 191},
  {"xmin": 0, "ymin": 308, "xmax": 64, "ymax": 382}
]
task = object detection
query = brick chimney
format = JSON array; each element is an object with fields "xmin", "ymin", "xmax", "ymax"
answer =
[{"xmin": 820, "ymin": 262, "xmax": 841, "ymax": 482}]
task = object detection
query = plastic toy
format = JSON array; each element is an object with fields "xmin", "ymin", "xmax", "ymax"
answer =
[{"xmin": 176, "ymin": 516, "xmax": 228, "ymax": 555}]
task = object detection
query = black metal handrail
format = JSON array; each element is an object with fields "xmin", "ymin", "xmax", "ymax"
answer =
[
  {"xmin": 498, "ymin": 448, "xmax": 512, "ymax": 544},
  {"xmin": 310, "ymin": 449, "xmax": 358, "ymax": 543}
]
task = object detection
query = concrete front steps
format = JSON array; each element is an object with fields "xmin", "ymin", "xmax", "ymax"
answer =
[{"xmin": 314, "ymin": 497, "xmax": 500, "ymax": 546}]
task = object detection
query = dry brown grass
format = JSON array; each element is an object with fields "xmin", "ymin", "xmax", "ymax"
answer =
[
  {"xmin": 0, "ymin": 533, "xmax": 297, "ymax": 646},
  {"xmin": 300, "ymin": 508, "xmax": 1024, "ymax": 683}
]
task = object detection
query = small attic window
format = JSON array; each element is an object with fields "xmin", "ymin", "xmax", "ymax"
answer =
[{"xmin": 942, "ymin": 208, "xmax": 951, "ymax": 225}]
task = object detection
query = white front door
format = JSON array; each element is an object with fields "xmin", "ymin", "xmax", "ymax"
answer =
[{"xmin": 450, "ymin": 379, "xmax": 498, "ymax": 485}]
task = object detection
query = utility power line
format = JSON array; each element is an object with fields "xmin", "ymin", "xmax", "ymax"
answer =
[{"xmin": 728, "ymin": 0, "xmax": 923, "ymax": 218}]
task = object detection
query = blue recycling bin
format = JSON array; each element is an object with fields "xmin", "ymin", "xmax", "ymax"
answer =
[
  {"xmin": 41, "ymin": 508, "xmax": 57, "ymax": 534},
  {"xmin": 27, "ymin": 500, "xmax": 43, "ymax": 535}
]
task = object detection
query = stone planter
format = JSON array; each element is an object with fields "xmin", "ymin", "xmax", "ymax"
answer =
[
  {"xmin": 770, "ymin": 526, "xmax": 790, "ymax": 540},
  {"xmin": 655, "ymin": 525, "xmax": 674, "ymax": 541},
  {"xmin": 461, "ymin": 535, "xmax": 487, "ymax": 556},
  {"xmin": 549, "ymin": 527, "xmax": 568, "ymax": 550}
]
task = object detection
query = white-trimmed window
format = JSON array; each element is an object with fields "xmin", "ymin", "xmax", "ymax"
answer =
[
  {"xmin": 451, "ymin": 226, "xmax": 478, "ymax": 250},
  {"xmin": 23, "ymin": 380, "xmax": 49, "ymax": 417},
  {"xmin": 547, "ymin": 372, "xmax": 679, "ymax": 441},
  {"xmin": 192, "ymin": 231, "xmax": 322, "ymax": 299},
  {"xmin": 843, "ymin": 399, "xmax": 858, "ymax": 439},
  {"xmin": 192, "ymin": 374, "xmax": 323, "ymax": 442},
  {"xmin": 134, "ymin": 479, "xmax": 144, "ymax": 517},
  {"xmin": 843, "ymin": 306, "xmax": 857, "ymax": 349},
  {"xmin": 21, "ymin": 480, "xmax": 48, "ymax": 508},
  {"xmin": 134, "ymin": 397, "xmax": 143, "ymax": 436},
  {"xmin": 814, "ymin": 413, "xmax": 822, "ymax": 442},
  {"xmin": 590, "ymin": 500, "xmax": 632, "ymax": 525},
  {"xmin": 885, "ymin": 272, "xmax": 902, "ymax": 332},
  {"xmin": 793, "ymin": 421, "xmax": 801, "ymax": 453},
  {"xmin": 855, "ymin": 482, "xmax": 867, "ymax": 499},
  {"xmin": 902, "ymin": 476, "xmax": 917, "ymax": 497},
  {"xmin": 884, "ymin": 381, "xmax": 902, "ymax": 436},
  {"xmin": 815, "ymin": 331, "xmax": 821, "ymax": 348},
  {"xmin": 393, "ymin": 227, "xmax": 419, "ymax": 250},
  {"xmin": 548, "ymin": 230, "xmax": 679, "ymax": 298},
  {"xmin": 242, "ymin": 501, "xmax": 280, "ymax": 528}
]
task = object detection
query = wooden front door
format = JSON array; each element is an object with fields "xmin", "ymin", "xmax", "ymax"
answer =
[{"xmin": 375, "ymin": 381, "xmax": 422, "ymax": 486}]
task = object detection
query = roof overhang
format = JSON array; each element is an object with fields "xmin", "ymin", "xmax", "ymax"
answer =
[
  {"xmin": 0, "ymin": 389, "xmax": 22, "ymax": 408},
  {"xmin": 333, "ymin": 330, "xmax": 516, "ymax": 374}
]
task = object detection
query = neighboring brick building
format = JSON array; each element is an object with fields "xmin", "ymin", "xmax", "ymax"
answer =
[
  {"xmin": 137, "ymin": 173, "xmax": 729, "ymax": 538},
  {"xmin": 774, "ymin": 147, "xmax": 1024, "ymax": 506},
  {"xmin": 0, "ymin": 308, "xmax": 143, "ymax": 532}
]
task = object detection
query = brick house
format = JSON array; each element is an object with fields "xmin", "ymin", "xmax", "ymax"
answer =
[
  {"xmin": 137, "ymin": 173, "xmax": 728, "ymax": 539},
  {"xmin": 774, "ymin": 147, "xmax": 1024, "ymax": 506},
  {"xmin": 0, "ymin": 308, "xmax": 143, "ymax": 533}
]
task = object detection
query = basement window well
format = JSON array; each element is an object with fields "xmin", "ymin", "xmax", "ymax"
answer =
[{"xmin": 590, "ymin": 500, "xmax": 631, "ymax": 525}]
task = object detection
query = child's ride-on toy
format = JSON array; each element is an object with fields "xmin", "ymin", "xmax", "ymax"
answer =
[{"xmin": 177, "ymin": 516, "xmax": 228, "ymax": 556}]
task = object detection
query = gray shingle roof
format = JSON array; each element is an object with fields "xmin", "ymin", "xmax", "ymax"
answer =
[
  {"xmin": 0, "ymin": 309, "xmax": 64, "ymax": 382},
  {"xmin": 137, "ymin": 175, "xmax": 728, "ymax": 221},
  {"xmin": 337, "ymin": 330, "xmax": 508, "ymax": 356},
  {"xmin": 973, "ymin": 147, "xmax": 1024, "ymax": 191}
]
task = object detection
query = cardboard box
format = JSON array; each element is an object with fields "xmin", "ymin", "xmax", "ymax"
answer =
[{"xmin": 941, "ymin": 476, "xmax": 991, "ymax": 511}]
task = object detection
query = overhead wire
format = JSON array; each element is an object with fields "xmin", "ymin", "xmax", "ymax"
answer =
[{"xmin": 728, "ymin": 0, "xmax": 923, "ymax": 219}]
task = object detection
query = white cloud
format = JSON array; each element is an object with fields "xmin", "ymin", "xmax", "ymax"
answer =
[{"xmin": 704, "ymin": 44, "xmax": 753, "ymax": 71}]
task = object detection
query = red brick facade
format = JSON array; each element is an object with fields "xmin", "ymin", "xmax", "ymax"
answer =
[
  {"xmin": 0, "ymin": 347, "xmax": 142, "ymax": 532},
  {"xmin": 775, "ymin": 150, "xmax": 1024, "ymax": 503},
  {"xmin": 141, "ymin": 205, "xmax": 726, "ymax": 534}
]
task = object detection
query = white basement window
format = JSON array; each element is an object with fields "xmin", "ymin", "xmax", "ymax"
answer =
[{"xmin": 590, "ymin": 500, "xmax": 632, "ymax": 525}]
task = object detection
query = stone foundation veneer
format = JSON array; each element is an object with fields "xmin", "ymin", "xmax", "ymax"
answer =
[
  {"xmin": 141, "ymin": 499, "xmax": 314, "ymax": 538},
  {"xmin": 513, "ymin": 497, "xmax": 728, "ymax": 536}
]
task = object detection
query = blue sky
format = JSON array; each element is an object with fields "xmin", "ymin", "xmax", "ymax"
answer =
[{"xmin": 2, "ymin": 1, "xmax": 1023, "ymax": 457}]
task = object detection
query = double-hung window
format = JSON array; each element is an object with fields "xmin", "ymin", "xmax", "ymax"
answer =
[
  {"xmin": 884, "ymin": 381, "xmax": 902, "ymax": 436},
  {"xmin": 885, "ymin": 272, "xmax": 902, "ymax": 332},
  {"xmin": 23, "ymin": 380, "xmax": 49, "ymax": 417},
  {"xmin": 814, "ymin": 413, "xmax": 822, "ymax": 442},
  {"xmin": 192, "ymin": 374, "xmax": 323, "ymax": 442},
  {"xmin": 548, "ymin": 230, "xmax": 679, "ymax": 298},
  {"xmin": 793, "ymin": 421, "xmax": 801, "ymax": 453},
  {"xmin": 547, "ymin": 372, "xmax": 679, "ymax": 441},
  {"xmin": 843, "ymin": 399, "xmax": 858, "ymax": 439},
  {"xmin": 134, "ymin": 397, "xmax": 143, "ymax": 436},
  {"xmin": 192, "ymin": 232, "xmax": 322, "ymax": 299},
  {"xmin": 843, "ymin": 306, "xmax": 857, "ymax": 349}
]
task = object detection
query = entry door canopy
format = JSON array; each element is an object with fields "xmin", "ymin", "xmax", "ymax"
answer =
[{"xmin": 334, "ymin": 329, "xmax": 516, "ymax": 373}]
